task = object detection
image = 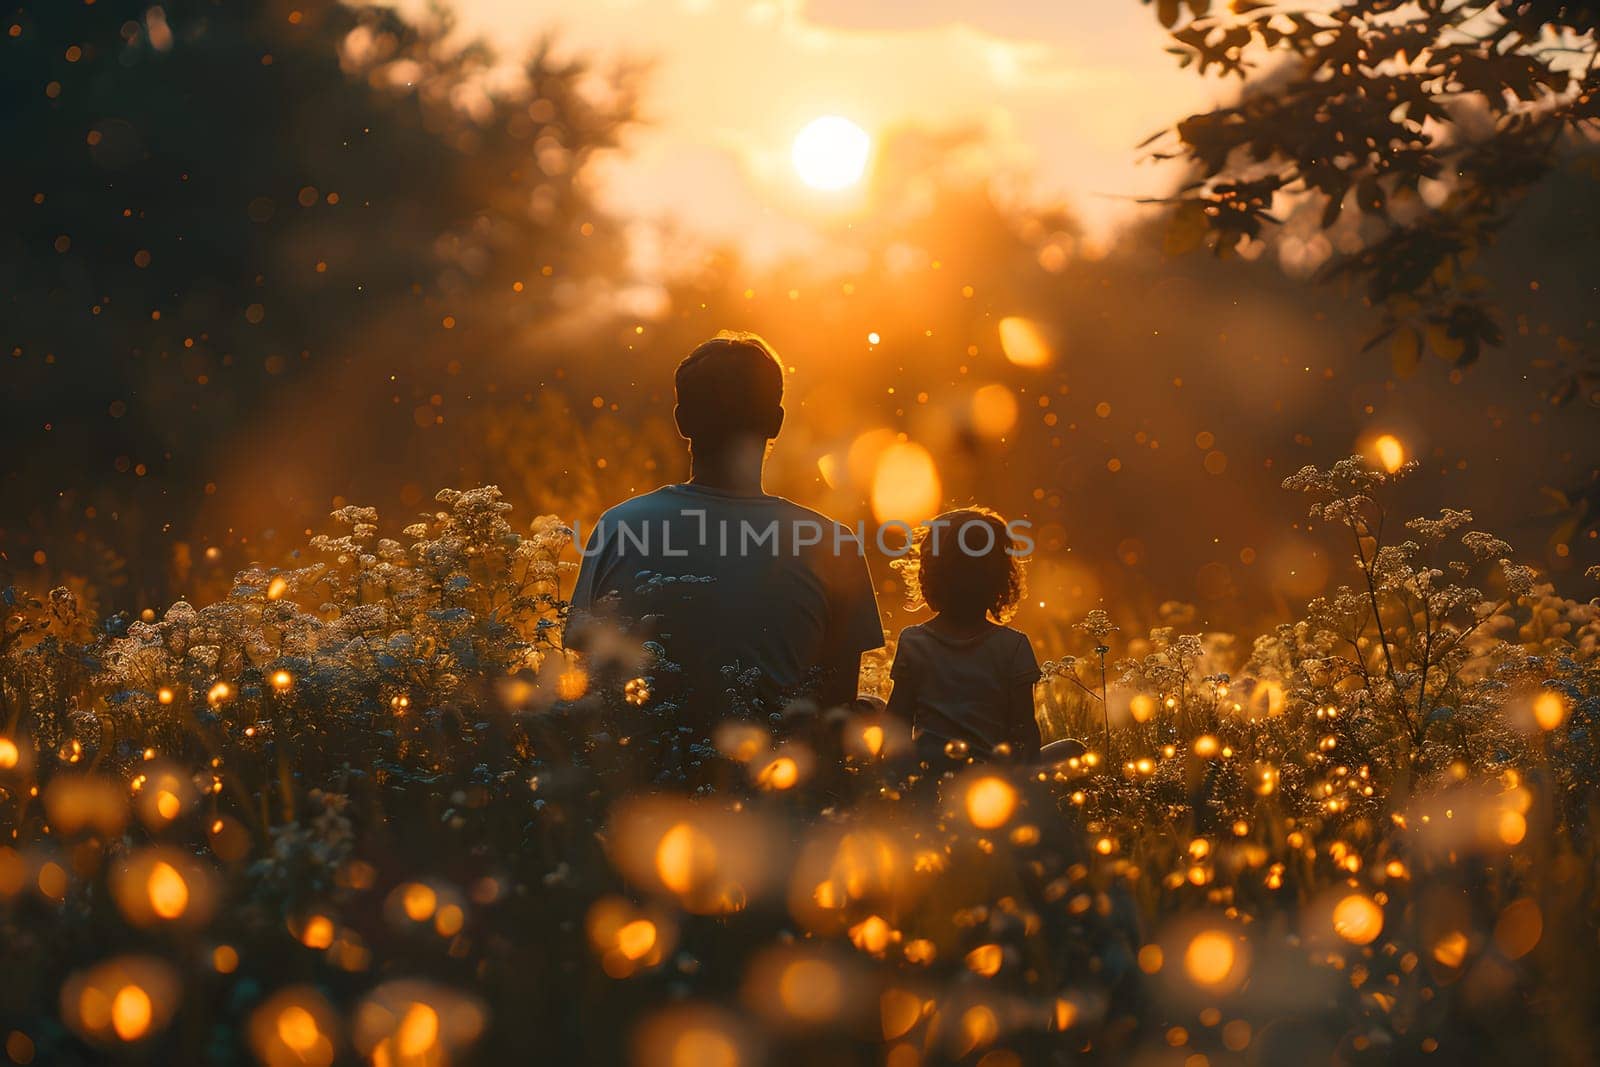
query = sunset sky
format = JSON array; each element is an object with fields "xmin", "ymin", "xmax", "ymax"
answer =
[{"xmin": 415, "ymin": 0, "xmax": 1224, "ymax": 268}]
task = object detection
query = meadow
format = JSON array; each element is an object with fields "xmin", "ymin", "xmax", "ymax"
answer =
[{"xmin": 1, "ymin": 460, "xmax": 1596, "ymax": 1066}]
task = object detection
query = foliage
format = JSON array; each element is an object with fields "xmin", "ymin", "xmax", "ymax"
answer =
[
  {"xmin": 0, "ymin": 0, "xmax": 635, "ymax": 599},
  {"xmin": 1147, "ymin": 0, "xmax": 1600, "ymax": 392},
  {"xmin": 2, "ymin": 467, "xmax": 1598, "ymax": 1063}
]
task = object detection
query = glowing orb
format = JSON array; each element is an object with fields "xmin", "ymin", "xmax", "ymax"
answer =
[
  {"xmin": 1371, "ymin": 433, "xmax": 1405, "ymax": 473},
  {"xmin": 998, "ymin": 316, "xmax": 1052, "ymax": 368},
  {"xmin": 869, "ymin": 441, "xmax": 941, "ymax": 524},
  {"xmin": 1183, "ymin": 930, "xmax": 1238, "ymax": 987},
  {"xmin": 1332, "ymin": 893, "xmax": 1384, "ymax": 945},
  {"xmin": 792, "ymin": 116, "xmax": 871, "ymax": 191}
]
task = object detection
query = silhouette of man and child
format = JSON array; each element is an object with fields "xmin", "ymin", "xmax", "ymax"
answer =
[{"xmin": 567, "ymin": 331, "xmax": 1046, "ymax": 765}]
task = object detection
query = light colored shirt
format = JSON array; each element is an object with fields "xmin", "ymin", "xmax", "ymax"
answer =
[
  {"xmin": 890, "ymin": 621, "xmax": 1042, "ymax": 755},
  {"xmin": 567, "ymin": 483, "xmax": 883, "ymax": 709}
]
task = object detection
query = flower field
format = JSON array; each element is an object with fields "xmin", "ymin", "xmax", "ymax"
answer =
[{"xmin": 2, "ymin": 467, "xmax": 1597, "ymax": 1066}]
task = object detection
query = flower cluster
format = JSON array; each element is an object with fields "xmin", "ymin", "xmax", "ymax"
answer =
[{"xmin": 0, "ymin": 467, "xmax": 1597, "ymax": 1064}]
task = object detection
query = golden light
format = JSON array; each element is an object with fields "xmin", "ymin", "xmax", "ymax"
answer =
[
  {"xmin": 756, "ymin": 755, "xmax": 799, "ymax": 791},
  {"xmin": 147, "ymin": 861, "xmax": 189, "ymax": 920},
  {"xmin": 135, "ymin": 765, "xmax": 192, "ymax": 829},
  {"xmin": 998, "ymin": 316, "xmax": 1052, "ymax": 368},
  {"xmin": 270, "ymin": 669, "xmax": 293, "ymax": 692},
  {"xmin": 435, "ymin": 903, "xmax": 465, "ymax": 938},
  {"xmin": 155, "ymin": 791, "xmax": 180, "ymax": 820},
  {"xmin": 249, "ymin": 987, "xmax": 340, "ymax": 1067},
  {"xmin": 46, "ymin": 775, "xmax": 128, "ymax": 836},
  {"xmin": 741, "ymin": 946, "xmax": 865, "ymax": 1031},
  {"xmin": 402, "ymin": 883, "xmax": 437, "ymax": 921},
  {"xmin": 1183, "ymin": 930, "xmax": 1242, "ymax": 989},
  {"xmin": 843, "ymin": 715, "xmax": 908, "ymax": 761},
  {"xmin": 1129, "ymin": 693, "xmax": 1157, "ymax": 724},
  {"xmin": 787, "ymin": 827, "xmax": 912, "ymax": 935},
  {"xmin": 965, "ymin": 943, "xmax": 1003, "ymax": 977},
  {"xmin": 396, "ymin": 1004, "xmax": 439, "ymax": 1058},
  {"xmin": 1496, "ymin": 808, "xmax": 1527, "ymax": 846},
  {"xmin": 713, "ymin": 722, "xmax": 769, "ymax": 763},
  {"xmin": 617, "ymin": 919, "xmax": 658, "ymax": 960},
  {"xmin": 1533, "ymin": 690, "xmax": 1568, "ymax": 731},
  {"xmin": 880, "ymin": 988, "xmax": 921, "ymax": 1040},
  {"xmin": 0, "ymin": 737, "xmax": 19, "ymax": 770},
  {"xmin": 1331, "ymin": 893, "xmax": 1384, "ymax": 945},
  {"xmin": 1246, "ymin": 679, "xmax": 1286, "ymax": 718},
  {"xmin": 775, "ymin": 958, "xmax": 843, "ymax": 1023},
  {"xmin": 353, "ymin": 981, "xmax": 486, "ymax": 1066},
  {"xmin": 61, "ymin": 957, "xmax": 179, "ymax": 1046},
  {"xmin": 111, "ymin": 985, "xmax": 153, "ymax": 1041},
  {"xmin": 555, "ymin": 665, "xmax": 589, "ymax": 702},
  {"xmin": 791, "ymin": 115, "xmax": 871, "ymax": 191},
  {"xmin": 112, "ymin": 848, "xmax": 215, "ymax": 927},
  {"xmin": 656, "ymin": 822, "xmax": 719, "ymax": 897},
  {"xmin": 297, "ymin": 914, "xmax": 336, "ymax": 950},
  {"xmin": 1370, "ymin": 433, "xmax": 1406, "ymax": 473},
  {"xmin": 817, "ymin": 452, "xmax": 842, "ymax": 488},
  {"xmin": 587, "ymin": 897, "xmax": 674, "ymax": 978},
  {"xmin": 631, "ymin": 1005, "xmax": 749, "ymax": 1067},
  {"xmin": 1432, "ymin": 930, "xmax": 1469, "ymax": 968},
  {"xmin": 848, "ymin": 915, "xmax": 893, "ymax": 956},
  {"xmin": 870, "ymin": 441, "xmax": 941, "ymax": 524},
  {"xmin": 611, "ymin": 799, "xmax": 774, "ymax": 915},
  {"xmin": 960, "ymin": 1004, "xmax": 999, "ymax": 1054},
  {"xmin": 964, "ymin": 775, "xmax": 1018, "ymax": 830},
  {"xmin": 971, "ymin": 384, "xmax": 1019, "ymax": 438},
  {"xmin": 624, "ymin": 677, "xmax": 651, "ymax": 706}
]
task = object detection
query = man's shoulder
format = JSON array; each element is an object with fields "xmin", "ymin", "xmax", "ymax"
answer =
[
  {"xmin": 596, "ymin": 486, "xmax": 691, "ymax": 524},
  {"xmin": 768, "ymin": 497, "xmax": 866, "ymax": 547}
]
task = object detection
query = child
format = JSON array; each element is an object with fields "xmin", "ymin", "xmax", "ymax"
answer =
[{"xmin": 887, "ymin": 507, "xmax": 1042, "ymax": 764}]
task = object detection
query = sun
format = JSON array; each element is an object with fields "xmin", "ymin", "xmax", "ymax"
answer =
[{"xmin": 791, "ymin": 116, "xmax": 871, "ymax": 191}]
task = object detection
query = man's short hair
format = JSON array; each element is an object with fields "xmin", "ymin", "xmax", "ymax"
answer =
[{"xmin": 674, "ymin": 331, "xmax": 785, "ymax": 444}]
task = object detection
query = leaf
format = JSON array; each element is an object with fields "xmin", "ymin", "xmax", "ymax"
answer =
[
  {"xmin": 1426, "ymin": 323, "xmax": 1465, "ymax": 362},
  {"xmin": 1157, "ymin": 0, "xmax": 1182, "ymax": 28}
]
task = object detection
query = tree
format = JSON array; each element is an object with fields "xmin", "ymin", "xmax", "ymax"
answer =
[
  {"xmin": 0, "ymin": 0, "xmax": 634, "ymax": 603},
  {"xmin": 1145, "ymin": 0, "xmax": 1599, "ymax": 387},
  {"xmin": 1143, "ymin": 0, "xmax": 1600, "ymax": 540}
]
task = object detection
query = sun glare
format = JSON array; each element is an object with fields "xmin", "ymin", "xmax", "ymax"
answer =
[{"xmin": 792, "ymin": 116, "xmax": 871, "ymax": 191}]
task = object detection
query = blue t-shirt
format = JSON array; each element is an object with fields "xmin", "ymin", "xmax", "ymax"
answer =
[
  {"xmin": 890, "ymin": 621, "xmax": 1041, "ymax": 755},
  {"xmin": 567, "ymin": 483, "xmax": 883, "ymax": 709}
]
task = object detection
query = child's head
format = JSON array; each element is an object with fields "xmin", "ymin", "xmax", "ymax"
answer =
[{"xmin": 899, "ymin": 507, "xmax": 1027, "ymax": 624}]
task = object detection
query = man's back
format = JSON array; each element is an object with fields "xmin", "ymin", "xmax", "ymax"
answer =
[{"xmin": 567, "ymin": 483, "xmax": 882, "ymax": 712}]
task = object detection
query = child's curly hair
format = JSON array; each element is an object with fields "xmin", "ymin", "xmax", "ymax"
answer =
[{"xmin": 893, "ymin": 507, "xmax": 1027, "ymax": 624}]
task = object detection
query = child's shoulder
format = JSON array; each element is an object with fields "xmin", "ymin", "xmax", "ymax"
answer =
[
  {"xmin": 991, "ymin": 623, "xmax": 1035, "ymax": 646},
  {"xmin": 990, "ymin": 624, "xmax": 1038, "ymax": 659}
]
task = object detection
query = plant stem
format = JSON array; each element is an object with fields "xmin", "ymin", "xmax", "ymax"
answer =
[{"xmin": 1097, "ymin": 645, "xmax": 1111, "ymax": 765}]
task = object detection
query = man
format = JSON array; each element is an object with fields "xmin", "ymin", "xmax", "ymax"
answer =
[{"xmin": 566, "ymin": 331, "xmax": 883, "ymax": 717}]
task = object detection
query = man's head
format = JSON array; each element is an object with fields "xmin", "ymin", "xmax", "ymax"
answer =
[{"xmin": 673, "ymin": 332, "xmax": 785, "ymax": 449}]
